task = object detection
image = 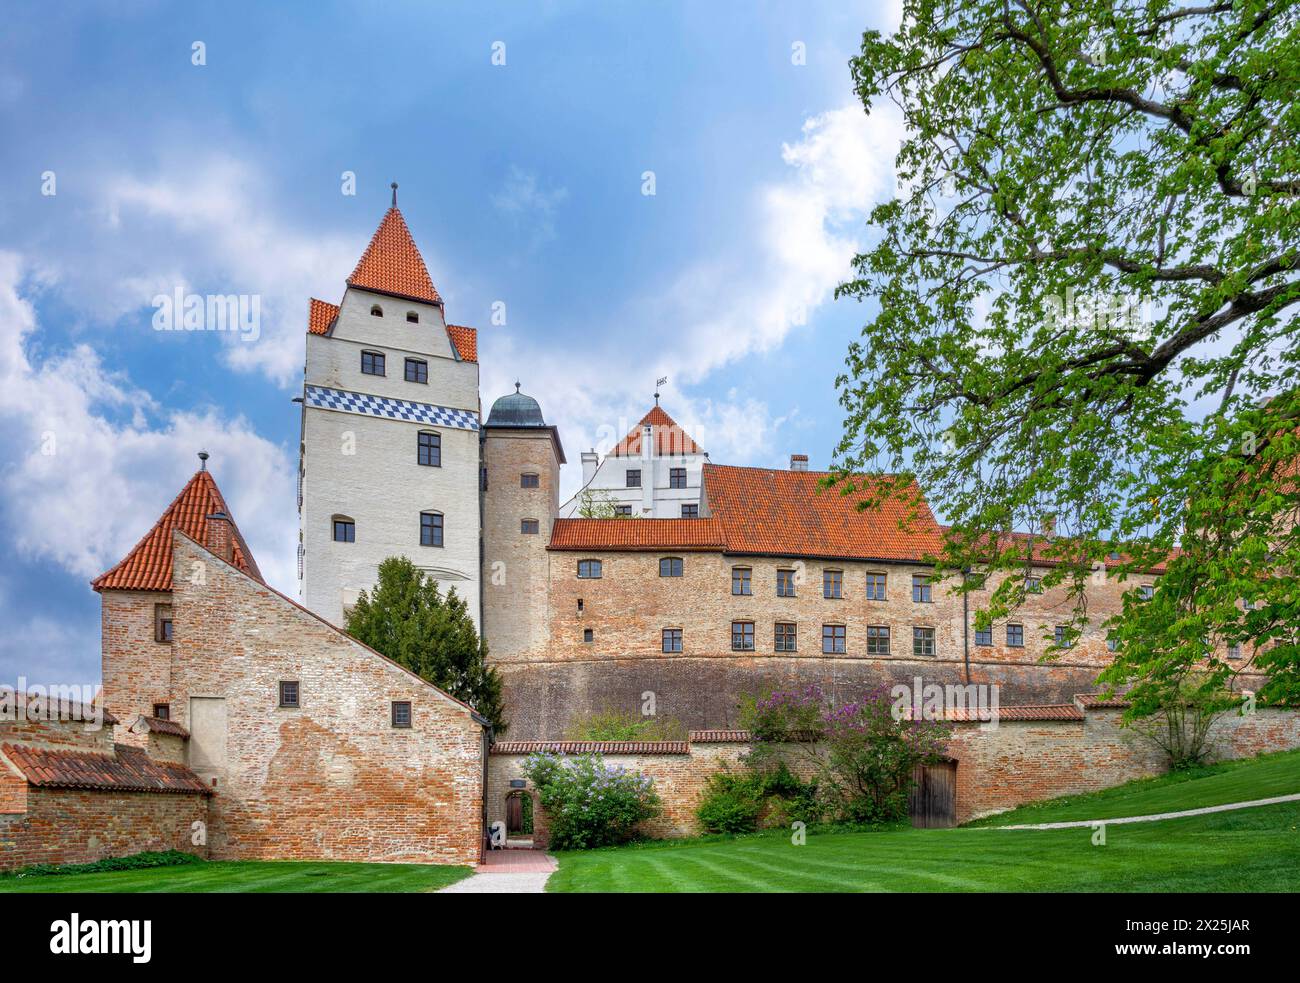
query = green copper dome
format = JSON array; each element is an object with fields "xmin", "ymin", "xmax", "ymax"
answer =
[{"xmin": 486, "ymin": 383, "xmax": 546, "ymax": 427}]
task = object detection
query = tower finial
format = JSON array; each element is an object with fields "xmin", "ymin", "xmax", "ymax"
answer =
[
  {"xmin": 391, "ymin": 181, "xmax": 398, "ymax": 207},
  {"xmin": 198, "ymin": 450, "xmax": 209, "ymax": 471},
  {"xmin": 515, "ymin": 380, "xmax": 521, "ymax": 393}
]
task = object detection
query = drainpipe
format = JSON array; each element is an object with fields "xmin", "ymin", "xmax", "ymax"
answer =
[
  {"xmin": 473, "ymin": 711, "xmax": 492, "ymax": 863},
  {"xmin": 962, "ymin": 567, "xmax": 971, "ymax": 685}
]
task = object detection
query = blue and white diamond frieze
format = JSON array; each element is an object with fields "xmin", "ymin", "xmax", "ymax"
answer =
[{"xmin": 304, "ymin": 385, "xmax": 479, "ymax": 431}]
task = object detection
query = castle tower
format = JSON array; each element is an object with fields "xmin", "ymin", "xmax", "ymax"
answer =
[
  {"xmin": 481, "ymin": 385, "xmax": 566, "ymax": 659},
  {"xmin": 299, "ymin": 196, "xmax": 482, "ymax": 627}
]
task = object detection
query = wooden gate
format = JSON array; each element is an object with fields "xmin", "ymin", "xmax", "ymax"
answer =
[
  {"xmin": 909, "ymin": 761, "xmax": 957, "ymax": 828},
  {"xmin": 506, "ymin": 793, "xmax": 524, "ymax": 834}
]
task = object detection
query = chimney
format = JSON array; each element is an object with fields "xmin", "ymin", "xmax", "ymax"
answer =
[
  {"xmin": 641, "ymin": 424, "xmax": 654, "ymax": 461},
  {"xmin": 581, "ymin": 449, "xmax": 598, "ymax": 486},
  {"xmin": 205, "ymin": 512, "xmax": 235, "ymax": 564},
  {"xmin": 790, "ymin": 454, "xmax": 809, "ymax": 472}
]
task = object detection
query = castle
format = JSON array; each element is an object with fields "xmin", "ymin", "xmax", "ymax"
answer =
[{"xmin": 2, "ymin": 200, "xmax": 1291, "ymax": 870}]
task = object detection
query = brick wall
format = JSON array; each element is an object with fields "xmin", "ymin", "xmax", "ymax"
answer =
[
  {"xmin": 100, "ymin": 589, "xmax": 173, "ymax": 745},
  {"xmin": 0, "ymin": 714, "xmax": 114, "ymax": 755},
  {"xmin": 169, "ymin": 532, "xmax": 486, "ymax": 866}
]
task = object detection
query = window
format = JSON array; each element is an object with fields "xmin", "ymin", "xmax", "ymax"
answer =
[
  {"xmin": 417, "ymin": 431, "xmax": 441, "ymax": 467},
  {"xmin": 974, "ymin": 627, "xmax": 992, "ymax": 647},
  {"xmin": 361, "ymin": 350, "xmax": 385, "ymax": 375},
  {"xmin": 662, "ymin": 628, "xmax": 683, "ymax": 653},
  {"xmin": 391, "ymin": 701, "xmax": 412, "ymax": 728},
  {"xmin": 1054, "ymin": 625, "xmax": 1074, "ymax": 648},
  {"xmin": 153, "ymin": 703, "xmax": 170, "ymax": 720},
  {"xmin": 420, "ymin": 512, "xmax": 444, "ymax": 547},
  {"xmin": 776, "ymin": 568, "xmax": 797, "ymax": 597},
  {"xmin": 659, "ymin": 557, "xmax": 683, "ymax": 578},
  {"xmin": 732, "ymin": 567, "xmax": 752, "ymax": 595},
  {"xmin": 578, "ymin": 560, "xmax": 602, "ymax": 579},
  {"xmin": 279, "ymin": 681, "xmax": 300, "ymax": 708},
  {"xmin": 583, "ymin": 628, "xmax": 594, "ymax": 643},
  {"xmin": 1139, "ymin": 584, "xmax": 1155, "ymax": 600},
  {"xmin": 731, "ymin": 621, "xmax": 755, "ymax": 651},
  {"xmin": 406, "ymin": 311, "xmax": 419, "ymax": 323},
  {"xmin": 913, "ymin": 627, "xmax": 936, "ymax": 657},
  {"xmin": 866, "ymin": 625, "xmax": 890, "ymax": 655},
  {"xmin": 912, "ymin": 575, "xmax": 932, "ymax": 603},
  {"xmin": 681, "ymin": 503, "xmax": 698, "ymax": 518},
  {"xmin": 333, "ymin": 518, "xmax": 355, "ymax": 543},
  {"xmin": 370, "ymin": 305, "xmax": 383, "ymax": 317},
  {"xmin": 865, "ymin": 573, "xmax": 886, "ymax": 600},
  {"xmin": 521, "ymin": 519, "xmax": 539, "ymax": 535},
  {"xmin": 1107, "ymin": 633, "xmax": 1120, "ymax": 652},
  {"xmin": 1227, "ymin": 644, "xmax": 1242, "ymax": 660},
  {"xmin": 615, "ymin": 505, "xmax": 633, "ymax": 516},
  {"xmin": 775, "ymin": 622, "xmax": 797, "ymax": 652},
  {"xmin": 669, "ymin": 467, "xmax": 687, "ymax": 489},
  {"xmin": 823, "ymin": 569, "xmax": 843, "ymax": 599},
  {"xmin": 154, "ymin": 603, "xmax": 173, "ymax": 643},
  {"xmin": 1007, "ymin": 624, "xmax": 1024, "ymax": 647},
  {"xmin": 404, "ymin": 358, "xmax": 428, "ymax": 384},
  {"xmin": 822, "ymin": 624, "xmax": 847, "ymax": 654},
  {"xmin": 1025, "ymin": 577, "xmax": 1043, "ymax": 594},
  {"xmin": 626, "ymin": 469, "xmax": 641, "ymax": 488},
  {"xmin": 520, "ymin": 473, "xmax": 540, "ymax": 488}
]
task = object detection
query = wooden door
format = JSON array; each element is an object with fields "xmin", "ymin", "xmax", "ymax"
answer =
[
  {"xmin": 909, "ymin": 761, "xmax": 956, "ymax": 828},
  {"xmin": 506, "ymin": 793, "xmax": 523, "ymax": 833}
]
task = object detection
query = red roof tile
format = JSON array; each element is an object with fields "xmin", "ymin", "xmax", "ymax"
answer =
[
  {"xmin": 347, "ymin": 207, "xmax": 442, "ymax": 304},
  {"xmin": 306, "ymin": 297, "xmax": 339, "ymax": 336},
  {"xmin": 611, "ymin": 406, "xmax": 703, "ymax": 457},
  {"xmin": 92, "ymin": 470, "xmax": 262, "ymax": 592},
  {"xmin": 549, "ymin": 518, "xmax": 726, "ymax": 552},
  {"xmin": 490, "ymin": 740, "xmax": 689, "ymax": 755},
  {"xmin": 1, "ymin": 743, "xmax": 210, "ymax": 794},
  {"xmin": 943, "ymin": 527, "xmax": 1172, "ymax": 575},
  {"xmin": 447, "ymin": 324, "xmax": 478, "ymax": 363},
  {"xmin": 689, "ymin": 730, "xmax": 751, "ymax": 743},
  {"xmin": 1075, "ymin": 694, "xmax": 1131, "ymax": 709},
  {"xmin": 132, "ymin": 715, "xmax": 190, "ymax": 739}
]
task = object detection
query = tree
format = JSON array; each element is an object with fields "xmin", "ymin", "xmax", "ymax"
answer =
[
  {"xmin": 835, "ymin": 1, "xmax": 1299, "ymax": 711},
  {"xmin": 345, "ymin": 556, "xmax": 507, "ymax": 731},
  {"xmin": 576, "ymin": 487, "xmax": 626, "ymax": 518}
]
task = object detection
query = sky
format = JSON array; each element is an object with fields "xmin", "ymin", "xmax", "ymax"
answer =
[{"xmin": 0, "ymin": 0, "xmax": 907, "ymax": 688}]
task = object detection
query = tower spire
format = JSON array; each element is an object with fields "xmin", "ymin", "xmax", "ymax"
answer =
[
  {"xmin": 198, "ymin": 450, "xmax": 209, "ymax": 471},
  {"xmin": 391, "ymin": 181, "xmax": 398, "ymax": 207}
]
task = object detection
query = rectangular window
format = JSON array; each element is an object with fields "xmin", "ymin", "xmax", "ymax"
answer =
[
  {"xmin": 361, "ymin": 351, "xmax": 385, "ymax": 376},
  {"xmin": 662, "ymin": 628, "xmax": 683, "ymax": 653},
  {"xmin": 822, "ymin": 624, "xmax": 847, "ymax": 654},
  {"xmin": 776, "ymin": 569, "xmax": 797, "ymax": 597},
  {"xmin": 1107, "ymin": 633, "xmax": 1120, "ymax": 652},
  {"xmin": 774, "ymin": 622, "xmax": 797, "ymax": 652},
  {"xmin": 279, "ymin": 681, "xmax": 300, "ymax": 708},
  {"xmin": 391, "ymin": 701, "xmax": 412, "ymax": 728},
  {"xmin": 577, "ymin": 560, "xmax": 602, "ymax": 579},
  {"xmin": 404, "ymin": 358, "xmax": 428, "ymax": 384},
  {"xmin": 614, "ymin": 505, "xmax": 633, "ymax": 516},
  {"xmin": 974, "ymin": 627, "xmax": 993, "ymax": 646},
  {"xmin": 521, "ymin": 519, "xmax": 539, "ymax": 534},
  {"xmin": 1025, "ymin": 577, "xmax": 1043, "ymax": 594},
  {"xmin": 669, "ymin": 467, "xmax": 687, "ymax": 489},
  {"xmin": 417, "ymin": 431, "xmax": 441, "ymax": 467},
  {"xmin": 420, "ymin": 512, "xmax": 443, "ymax": 547},
  {"xmin": 659, "ymin": 557, "xmax": 683, "ymax": 577},
  {"xmin": 865, "ymin": 573, "xmax": 886, "ymax": 600},
  {"xmin": 153, "ymin": 703, "xmax": 170, "ymax": 720},
  {"xmin": 823, "ymin": 570, "xmax": 843, "ymax": 599},
  {"xmin": 1139, "ymin": 584, "xmax": 1154, "ymax": 600},
  {"xmin": 333, "ymin": 519, "xmax": 355, "ymax": 543},
  {"xmin": 583, "ymin": 628, "xmax": 594, "ymax": 643},
  {"xmin": 1054, "ymin": 625, "xmax": 1074, "ymax": 648},
  {"xmin": 520, "ymin": 473, "xmax": 540, "ymax": 488},
  {"xmin": 866, "ymin": 625, "xmax": 890, "ymax": 655},
  {"xmin": 154, "ymin": 603, "xmax": 173, "ymax": 643},
  {"xmin": 1007, "ymin": 624, "xmax": 1024, "ymax": 647},
  {"xmin": 1227, "ymin": 644, "xmax": 1242, "ymax": 660},
  {"xmin": 912, "ymin": 627, "xmax": 936, "ymax": 657},
  {"xmin": 912, "ymin": 575, "xmax": 932, "ymax": 603},
  {"xmin": 731, "ymin": 621, "xmax": 755, "ymax": 651},
  {"xmin": 626, "ymin": 469, "xmax": 641, "ymax": 488},
  {"xmin": 681, "ymin": 503, "xmax": 698, "ymax": 518},
  {"xmin": 732, "ymin": 567, "xmax": 752, "ymax": 596}
]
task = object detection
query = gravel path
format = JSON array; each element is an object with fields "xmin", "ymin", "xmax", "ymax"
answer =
[{"xmin": 993, "ymin": 792, "xmax": 1300, "ymax": 829}]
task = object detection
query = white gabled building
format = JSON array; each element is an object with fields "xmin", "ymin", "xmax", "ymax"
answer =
[
  {"xmin": 298, "ymin": 197, "xmax": 483, "ymax": 628},
  {"xmin": 558, "ymin": 404, "xmax": 709, "ymax": 518}
]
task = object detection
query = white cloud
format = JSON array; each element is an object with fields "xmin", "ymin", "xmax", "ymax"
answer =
[
  {"xmin": 0, "ymin": 252, "xmax": 298, "ymax": 594},
  {"xmin": 491, "ymin": 165, "xmax": 569, "ymax": 246}
]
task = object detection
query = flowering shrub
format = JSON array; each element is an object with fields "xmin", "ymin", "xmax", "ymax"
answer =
[
  {"xmin": 696, "ymin": 762, "xmax": 820, "ymax": 835},
  {"xmin": 742, "ymin": 684, "xmax": 952, "ymax": 825},
  {"xmin": 520, "ymin": 752, "xmax": 662, "ymax": 849}
]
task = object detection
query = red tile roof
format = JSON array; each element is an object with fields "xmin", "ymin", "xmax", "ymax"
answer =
[
  {"xmin": 1075, "ymin": 694, "xmax": 1131, "ymax": 709},
  {"xmin": 306, "ymin": 297, "xmax": 339, "ymax": 336},
  {"xmin": 132, "ymin": 715, "xmax": 190, "ymax": 739},
  {"xmin": 689, "ymin": 730, "xmax": 751, "ymax": 743},
  {"xmin": 943, "ymin": 527, "xmax": 1172, "ymax": 575},
  {"xmin": 347, "ymin": 207, "xmax": 442, "ymax": 304},
  {"xmin": 92, "ymin": 470, "xmax": 262, "ymax": 592},
  {"xmin": 490, "ymin": 740, "xmax": 690, "ymax": 755},
  {"xmin": 1, "ymin": 743, "xmax": 210, "ymax": 794},
  {"xmin": 549, "ymin": 518, "xmax": 726, "ymax": 552},
  {"xmin": 611, "ymin": 406, "xmax": 703, "ymax": 457},
  {"xmin": 945, "ymin": 704, "xmax": 1084, "ymax": 722},
  {"xmin": 446, "ymin": 324, "xmax": 478, "ymax": 363}
]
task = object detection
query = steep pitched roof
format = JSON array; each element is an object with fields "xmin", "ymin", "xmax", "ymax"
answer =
[
  {"xmin": 347, "ymin": 207, "xmax": 442, "ymax": 304},
  {"xmin": 550, "ymin": 518, "xmax": 726, "ymax": 552},
  {"xmin": 92, "ymin": 469, "xmax": 262, "ymax": 592},
  {"xmin": 610, "ymin": 405, "xmax": 704, "ymax": 457},
  {"xmin": 1, "ymin": 743, "xmax": 210, "ymax": 794},
  {"xmin": 307, "ymin": 297, "xmax": 339, "ymax": 335},
  {"xmin": 446, "ymin": 324, "xmax": 478, "ymax": 362}
]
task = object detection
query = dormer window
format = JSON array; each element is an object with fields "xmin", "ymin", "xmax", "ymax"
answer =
[
  {"xmin": 370, "ymin": 305, "xmax": 383, "ymax": 317},
  {"xmin": 406, "ymin": 311, "xmax": 419, "ymax": 323},
  {"xmin": 361, "ymin": 350, "xmax": 385, "ymax": 375}
]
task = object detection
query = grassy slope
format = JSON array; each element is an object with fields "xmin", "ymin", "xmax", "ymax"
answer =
[
  {"xmin": 0, "ymin": 860, "xmax": 474, "ymax": 894},
  {"xmin": 965, "ymin": 748, "xmax": 1300, "ymax": 827}
]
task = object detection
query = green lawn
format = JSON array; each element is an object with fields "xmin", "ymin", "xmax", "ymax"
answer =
[
  {"xmin": 0, "ymin": 860, "xmax": 473, "ymax": 894},
  {"xmin": 548, "ymin": 751, "xmax": 1300, "ymax": 893}
]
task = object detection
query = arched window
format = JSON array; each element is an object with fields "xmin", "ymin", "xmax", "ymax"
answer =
[
  {"xmin": 659, "ymin": 557, "xmax": 683, "ymax": 577},
  {"xmin": 418, "ymin": 431, "xmax": 441, "ymax": 467},
  {"xmin": 420, "ymin": 511, "xmax": 444, "ymax": 547},
  {"xmin": 370, "ymin": 305, "xmax": 383, "ymax": 317},
  {"xmin": 332, "ymin": 515, "xmax": 355, "ymax": 543}
]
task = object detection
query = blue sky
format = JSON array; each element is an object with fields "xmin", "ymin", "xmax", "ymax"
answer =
[{"xmin": 0, "ymin": 0, "xmax": 905, "ymax": 687}]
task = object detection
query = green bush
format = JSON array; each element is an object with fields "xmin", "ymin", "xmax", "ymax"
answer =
[
  {"xmin": 696, "ymin": 763, "xmax": 820, "ymax": 835},
  {"xmin": 522, "ymin": 751, "xmax": 661, "ymax": 850},
  {"xmin": 562, "ymin": 708, "xmax": 687, "ymax": 742},
  {"xmin": 3, "ymin": 850, "xmax": 204, "ymax": 879}
]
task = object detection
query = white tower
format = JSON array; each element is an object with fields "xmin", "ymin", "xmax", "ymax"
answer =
[{"xmin": 298, "ymin": 190, "xmax": 482, "ymax": 628}]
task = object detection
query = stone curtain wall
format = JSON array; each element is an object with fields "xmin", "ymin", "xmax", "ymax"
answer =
[{"xmin": 100, "ymin": 589, "xmax": 174, "ymax": 747}]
